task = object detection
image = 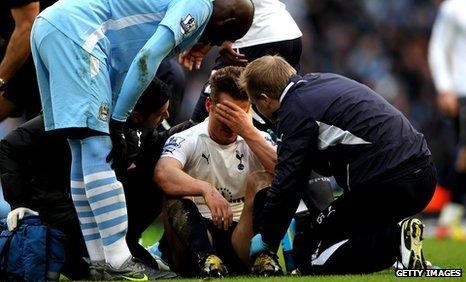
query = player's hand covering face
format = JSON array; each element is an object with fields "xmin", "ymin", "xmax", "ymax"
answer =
[
  {"xmin": 207, "ymin": 93, "xmax": 250, "ymax": 145},
  {"xmin": 214, "ymin": 100, "xmax": 253, "ymax": 138}
]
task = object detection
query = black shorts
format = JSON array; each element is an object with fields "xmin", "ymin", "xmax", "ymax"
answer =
[
  {"xmin": 457, "ymin": 97, "xmax": 466, "ymax": 146},
  {"xmin": 203, "ymin": 218, "xmax": 249, "ymax": 275}
]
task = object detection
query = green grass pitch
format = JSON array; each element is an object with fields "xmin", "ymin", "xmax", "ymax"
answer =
[{"xmin": 141, "ymin": 223, "xmax": 466, "ymax": 282}]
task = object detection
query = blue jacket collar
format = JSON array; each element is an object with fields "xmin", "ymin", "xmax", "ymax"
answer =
[{"xmin": 279, "ymin": 75, "xmax": 307, "ymax": 105}]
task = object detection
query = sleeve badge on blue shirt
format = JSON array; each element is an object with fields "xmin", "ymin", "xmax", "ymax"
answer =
[{"xmin": 180, "ymin": 14, "xmax": 196, "ymax": 36}]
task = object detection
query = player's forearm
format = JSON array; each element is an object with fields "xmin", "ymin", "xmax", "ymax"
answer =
[
  {"xmin": 0, "ymin": 3, "xmax": 39, "ymax": 82},
  {"xmin": 154, "ymin": 164, "xmax": 210, "ymax": 197},
  {"xmin": 243, "ymin": 129, "xmax": 277, "ymax": 173},
  {"xmin": 0, "ymin": 23, "xmax": 33, "ymax": 82},
  {"xmin": 112, "ymin": 52, "xmax": 163, "ymax": 121},
  {"xmin": 112, "ymin": 26, "xmax": 175, "ymax": 121}
]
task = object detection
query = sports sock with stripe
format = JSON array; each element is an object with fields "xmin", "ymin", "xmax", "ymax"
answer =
[
  {"xmin": 80, "ymin": 135, "xmax": 131, "ymax": 268},
  {"xmin": 68, "ymin": 139, "xmax": 106, "ymax": 262}
]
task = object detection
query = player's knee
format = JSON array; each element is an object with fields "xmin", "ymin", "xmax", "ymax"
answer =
[
  {"xmin": 80, "ymin": 135, "xmax": 112, "ymax": 162},
  {"xmin": 245, "ymin": 171, "xmax": 273, "ymax": 203},
  {"xmin": 165, "ymin": 198, "xmax": 199, "ymax": 227},
  {"xmin": 166, "ymin": 198, "xmax": 196, "ymax": 216},
  {"xmin": 246, "ymin": 171, "xmax": 273, "ymax": 191}
]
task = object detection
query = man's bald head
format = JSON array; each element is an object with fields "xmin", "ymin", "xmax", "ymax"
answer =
[{"xmin": 201, "ymin": 0, "xmax": 254, "ymax": 46}]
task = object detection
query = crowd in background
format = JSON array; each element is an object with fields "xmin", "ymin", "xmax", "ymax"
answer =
[{"xmin": 178, "ymin": 0, "xmax": 454, "ymax": 189}]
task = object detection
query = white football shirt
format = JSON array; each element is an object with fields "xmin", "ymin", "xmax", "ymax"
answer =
[
  {"xmin": 428, "ymin": 0, "xmax": 466, "ymax": 96},
  {"xmin": 160, "ymin": 119, "xmax": 275, "ymax": 221},
  {"xmin": 232, "ymin": 0, "xmax": 302, "ymax": 49}
]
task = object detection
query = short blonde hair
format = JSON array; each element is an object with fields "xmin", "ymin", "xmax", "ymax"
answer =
[{"xmin": 240, "ymin": 55, "xmax": 296, "ymax": 101}]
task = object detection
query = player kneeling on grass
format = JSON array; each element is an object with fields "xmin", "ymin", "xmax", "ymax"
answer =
[
  {"xmin": 148, "ymin": 66, "xmax": 277, "ymax": 277},
  {"xmin": 240, "ymin": 55, "xmax": 437, "ymax": 275}
]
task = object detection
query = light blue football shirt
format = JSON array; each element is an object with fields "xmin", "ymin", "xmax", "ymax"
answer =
[
  {"xmin": 38, "ymin": 0, "xmax": 213, "ymax": 121},
  {"xmin": 39, "ymin": 0, "xmax": 212, "ymax": 65}
]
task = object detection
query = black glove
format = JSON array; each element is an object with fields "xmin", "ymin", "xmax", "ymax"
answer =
[{"xmin": 107, "ymin": 119, "xmax": 128, "ymax": 178}]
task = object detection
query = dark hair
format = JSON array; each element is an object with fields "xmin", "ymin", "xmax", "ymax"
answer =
[
  {"xmin": 209, "ymin": 66, "xmax": 248, "ymax": 102},
  {"xmin": 133, "ymin": 78, "xmax": 171, "ymax": 118}
]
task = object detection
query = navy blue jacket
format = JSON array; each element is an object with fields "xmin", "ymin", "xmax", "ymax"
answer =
[{"xmin": 258, "ymin": 73, "xmax": 430, "ymax": 247}]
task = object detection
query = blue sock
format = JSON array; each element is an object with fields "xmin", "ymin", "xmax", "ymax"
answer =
[
  {"xmin": 148, "ymin": 242, "xmax": 163, "ymax": 258},
  {"xmin": 147, "ymin": 241, "xmax": 171, "ymax": 270},
  {"xmin": 68, "ymin": 139, "xmax": 105, "ymax": 261},
  {"xmin": 80, "ymin": 135, "xmax": 131, "ymax": 268}
]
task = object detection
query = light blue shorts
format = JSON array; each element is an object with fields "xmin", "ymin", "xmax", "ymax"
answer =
[{"xmin": 30, "ymin": 18, "xmax": 112, "ymax": 133}]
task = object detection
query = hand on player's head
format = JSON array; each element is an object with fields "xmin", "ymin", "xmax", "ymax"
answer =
[
  {"xmin": 207, "ymin": 94, "xmax": 250, "ymax": 145},
  {"xmin": 214, "ymin": 100, "xmax": 253, "ymax": 138}
]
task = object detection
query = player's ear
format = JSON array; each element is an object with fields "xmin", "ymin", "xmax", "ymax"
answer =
[
  {"xmin": 206, "ymin": 96, "xmax": 213, "ymax": 112},
  {"xmin": 246, "ymin": 101, "xmax": 252, "ymax": 114},
  {"xmin": 259, "ymin": 93, "xmax": 270, "ymax": 104}
]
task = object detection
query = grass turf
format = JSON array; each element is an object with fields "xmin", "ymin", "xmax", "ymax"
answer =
[{"xmin": 141, "ymin": 222, "xmax": 466, "ymax": 281}]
